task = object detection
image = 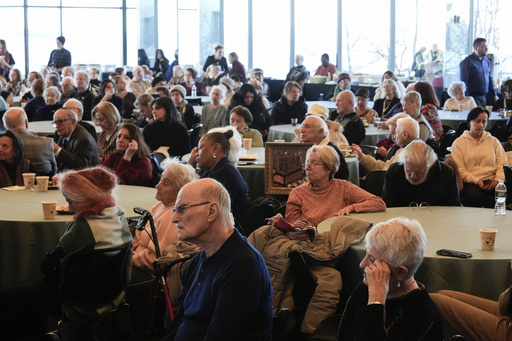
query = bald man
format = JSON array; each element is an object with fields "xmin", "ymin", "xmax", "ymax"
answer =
[
  {"xmin": 2, "ymin": 108, "xmax": 57, "ymax": 176},
  {"xmin": 164, "ymin": 178, "xmax": 272, "ymax": 341},
  {"xmin": 331, "ymin": 90, "xmax": 366, "ymax": 145}
]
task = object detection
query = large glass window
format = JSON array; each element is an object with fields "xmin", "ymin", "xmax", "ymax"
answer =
[
  {"xmin": 199, "ymin": 0, "xmax": 221, "ymax": 72},
  {"xmin": 178, "ymin": 0, "xmax": 200, "ymax": 70},
  {"xmin": 224, "ymin": 0, "xmax": 248, "ymax": 75},
  {"xmin": 157, "ymin": 0, "xmax": 178, "ymax": 68},
  {"xmin": 0, "ymin": 7, "xmax": 25, "ymax": 77},
  {"xmin": 252, "ymin": 0, "xmax": 290, "ymax": 78},
  {"xmin": 341, "ymin": 0, "xmax": 390, "ymax": 78},
  {"xmin": 295, "ymin": 0, "xmax": 337, "ymax": 77},
  {"xmin": 27, "ymin": 7, "xmax": 61, "ymax": 72}
]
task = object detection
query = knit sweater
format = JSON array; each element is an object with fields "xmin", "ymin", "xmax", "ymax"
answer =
[
  {"xmin": 285, "ymin": 179, "xmax": 386, "ymax": 226},
  {"xmin": 451, "ymin": 131, "xmax": 508, "ymax": 184},
  {"xmin": 132, "ymin": 201, "xmax": 178, "ymax": 274}
]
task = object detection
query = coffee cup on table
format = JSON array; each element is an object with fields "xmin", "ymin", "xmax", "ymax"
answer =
[
  {"xmin": 243, "ymin": 138, "xmax": 252, "ymax": 150},
  {"xmin": 291, "ymin": 118, "xmax": 298, "ymax": 126},
  {"xmin": 479, "ymin": 228, "xmax": 497, "ymax": 250},
  {"xmin": 458, "ymin": 104, "xmax": 464, "ymax": 112},
  {"xmin": 42, "ymin": 201, "xmax": 57, "ymax": 220},
  {"xmin": 36, "ymin": 176, "xmax": 50, "ymax": 192},
  {"xmin": 22, "ymin": 173, "xmax": 36, "ymax": 189}
]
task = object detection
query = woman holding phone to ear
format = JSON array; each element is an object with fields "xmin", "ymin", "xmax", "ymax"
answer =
[{"xmin": 102, "ymin": 123, "xmax": 153, "ymax": 186}]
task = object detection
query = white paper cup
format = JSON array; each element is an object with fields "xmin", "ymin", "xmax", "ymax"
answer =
[
  {"xmin": 458, "ymin": 104, "xmax": 464, "ymax": 112},
  {"xmin": 36, "ymin": 176, "xmax": 49, "ymax": 192},
  {"xmin": 42, "ymin": 201, "xmax": 57, "ymax": 220},
  {"xmin": 243, "ymin": 138, "xmax": 252, "ymax": 150},
  {"xmin": 486, "ymin": 106, "xmax": 493, "ymax": 113},
  {"xmin": 291, "ymin": 118, "xmax": 298, "ymax": 126},
  {"xmin": 22, "ymin": 173, "xmax": 36, "ymax": 189},
  {"xmin": 479, "ymin": 228, "xmax": 497, "ymax": 250}
]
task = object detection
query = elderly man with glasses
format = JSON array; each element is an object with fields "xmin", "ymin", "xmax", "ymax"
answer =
[
  {"xmin": 52, "ymin": 107, "xmax": 99, "ymax": 171},
  {"xmin": 383, "ymin": 140, "xmax": 460, "ymax": 207},
  {"xmin": 164, "ymin": 178, "xmax": 273, "ymax": 341}
]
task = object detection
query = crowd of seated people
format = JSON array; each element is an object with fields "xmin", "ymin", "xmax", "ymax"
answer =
[{"xmin": 2, "ymin": 48, "xmax": 512, "ymax": 340}]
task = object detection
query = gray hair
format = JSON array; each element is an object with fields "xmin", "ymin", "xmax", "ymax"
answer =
[
  {"xmin": 398, "ymin": 140, "xmax": 438, "ymax": 169},
  {"xmin": 306, "ymin": 145, "xmax": 340, "ymax": 180},
  {"xmin": 55, "ymin": 108, "xmax": 78, "ymax": 121},
  {"xmin": 296, "ymin": 54, "xmax": 304, "ymax": 62},
  {"xmin": 3, "ymin": 108, "xmax": 27, "ymax": 130},
  {"xmin": 207, "ymin": 126, "xmax": 241, "ymax": 163},
  {"xmin": 61, "ymin": 76, "xmax": 76, "ymax": 87},
  {"xmin": 447, "ymin": 81, "xmax": 466, "ymax": 99},
  {"xmin": 305, "ymin": 115, "xmax": 329, "ymax": 139},
  {"xmin": 210, "ymin": 85, "xmax": 225, "ymax": 100},
  {"xmin": 383, "ymin": 79, "xmax": 402, "ymax": 99},
  {"xmin": 396, "ymin": 116, "xmax": 420, "ymax": 140},
  {"xmin": 43, "ymin": 86, "xmax": 61, "ymax": 102},
  {"xmin": 75, "ymin": 71, "xmax": 90, "ymax": 85},
  {"xmin": 64, "ymin": 98, "xmax": 83, "ymax": 115},
  {"xmin": 160, "ymin": 157, "xmax": 197, "ymax": 191},
  {"xmin": 365, "ymin": 217, "xmax": 426, "ymax": 280},
  {"xmin": 197, "ymin": 178, "xmax": 231, "ymax": 221},
  {"xmin": 401, "ymin": 90, "xmax": 422, "ymax": 107},
  {"xmin": 386, "ymin": 113, "xmax": 409, "ymax": 131}
]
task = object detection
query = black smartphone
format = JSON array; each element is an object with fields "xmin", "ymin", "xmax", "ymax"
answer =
[{"xmin": 436, "ymin": 249, "xmax": 473, "ymax": 259}]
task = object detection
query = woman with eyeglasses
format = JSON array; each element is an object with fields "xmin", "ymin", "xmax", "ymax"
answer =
[
  {"xmin": 280, "ymin": 145, "xmax": 385, "ymax": 337},
  {"xmin": 188, "ymin": 129, "xmax": 250, "ymax": 223}
]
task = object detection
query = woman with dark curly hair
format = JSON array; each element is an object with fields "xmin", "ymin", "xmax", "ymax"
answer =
[{"xmin": 228, "ymin": 83, "xmax": 272, "ymax": 139}]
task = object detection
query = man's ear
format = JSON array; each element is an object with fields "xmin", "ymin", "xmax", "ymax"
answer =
[{"xmin": 207, "ymin": 202, "xmax": 220, "ymax": 222}]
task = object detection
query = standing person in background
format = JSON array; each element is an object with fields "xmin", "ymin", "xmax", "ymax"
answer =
[
  {"xmin": 203, "ymin": 44, "xmax": 229, "ymax": 76},
  {"xmin": 411, "ymin": 47, "xmax": 426, "ymax": 80},
  {"xmin": 0, "ymin": 40, "xmax": 14, "ymax": 81},
  {"xmin": 47, "ymin": 36, "xmax": 71, "ymax": 74},
  {"xmin": 164, "ymin": 49, "xmax": 179, "ymax": 82},
  {"xmin": 138, "ymin": 49, "xmax": 150, "ymax": 67},
  {"xmin": 228, "ymin": 52, "xmax": 247, "ymax": 83},
  {"xmin": 153, "ymin": 49, "xmax": 169, "ymax": 77},
  {"xmin": 460, "ymin": 38, "xmax": 498, "ymax": 107},
  {"xmin": 286, "ymin": 54, "xmax": 310, "ymax": 86},
  {"xmin": 314, "ymin": 53, "xmax": 337, "ymax": 79}
]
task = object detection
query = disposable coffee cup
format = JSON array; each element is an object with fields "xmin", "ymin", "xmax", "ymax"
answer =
[
  {"xmin": 479, "ymin": 228, "xmax": 497, "ymax": 250},
  {"xmin": 486, "ymin": 106, "xmax": 493, "ymax": 113},
  {"xmin": 243, "ymin": 138, "xmax": 252, "ymax": 150},
  {"xmin": 274, "ymin": 139, "xmax": 285, "ymax": 143},
  {"xmin": 22, "ymin": 173, "xmax": 36, "ymax": 189},
  {"xmin": 291, "ymin": 118, "xmax": 298, "ymax": 126},
  {"xmin": 36, "ymin": 176, "xmax": 49, "ymax": 192},
  {"xmin": 458, "ymin": 104, "xmax": 464, "ymax": 112},
  {"xmin": 42, "ymin": 201, "xmax": 57, "ymax": 220}
]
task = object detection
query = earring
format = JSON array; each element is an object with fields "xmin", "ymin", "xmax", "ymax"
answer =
[
  {"xmin": 213, "ymin": 154, "xmax": 217, "ymax": 158},
  {"xmin": 397, "ymin": 281, "xmax": 401, "ymax": 288}
]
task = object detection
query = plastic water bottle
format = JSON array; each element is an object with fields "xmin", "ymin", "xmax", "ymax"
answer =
[
  {"xmin": 191, "ymin": 85, "xmax": 197, "ymax": 97},
  {"xmin": 494, "ymin": 180, "xmax": 507, "ymax": 215},
  {"xmin": 319, "ymin": 93, "xmax": 324, "ymax": 101}
]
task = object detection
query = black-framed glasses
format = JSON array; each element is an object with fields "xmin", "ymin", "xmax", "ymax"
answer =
[
  {"xmin": 172, "ymin": 202, "xmax": 211, "ymax": 214},
  {"xmin": 51, "ymin": 118, "xmax": 72, "ymax": 127}
]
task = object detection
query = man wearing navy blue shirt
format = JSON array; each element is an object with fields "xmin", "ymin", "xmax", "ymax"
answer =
[
  {"xmin": 164, "ymin": 178, "xmax": 273, "ymax": 341},
  {"xmin": 460, "ymin": 38, "xmax": 498, "ymax": 106},
  {"xmin": 47, "ymin": 36, "xmax": 71, "ymax": 73}
]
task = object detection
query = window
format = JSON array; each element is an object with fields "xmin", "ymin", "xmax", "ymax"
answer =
[{"xmin": 224, "ymin": 0, "xmax": 249, "ymax": 74}]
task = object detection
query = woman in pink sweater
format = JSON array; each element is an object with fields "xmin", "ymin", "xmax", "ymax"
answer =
[{"xmin": 286, "ymin": 145, "xmax": 386, "ymax": 226}]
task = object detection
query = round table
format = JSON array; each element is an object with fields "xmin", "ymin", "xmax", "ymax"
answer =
[
  {"xmin": 28, "ymin": 120, "xmax": 100, "ymax": 136},
  {"xmin": 438, "ymin": 110, "xmax": 506, "ymax": 130},
  {"xmin": 361, "ymin": 125, "xmax": 390, "ymax": 146},
  {"xmin": 0, "ymin": 185, "xmax": 157, "ymax": 289},
  {"xmin": 349, "ymin": 206, "xmax": 512, "ymax": 300}
]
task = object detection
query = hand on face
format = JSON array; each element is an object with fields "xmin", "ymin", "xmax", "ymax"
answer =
[
  {"xmin": 364, "ymin": 259, "xmax": 391, "ymax": 303},
  {"xmin": 125, "ymin": 140, "xmax": 138, "ymax": 159}
]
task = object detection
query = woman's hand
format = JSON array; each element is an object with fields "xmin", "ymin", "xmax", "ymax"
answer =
[
  {"xmin": 337, "ymin": 205, "xmax": 354, "ymax": 216},
  {"xmin": 349, "ymin": 144, "xmax": 364, "ymax": 160},
  {"xmin": 188, "ymin": 146, "xmax": 199, "ymax": 167},
  {"xmin": 102, "ymin": 89, "xmax": 113, "ymax": 102},
  {"xmin": 123, "ymin": 140, "xmax": 138, "ymax": 161},
  {"xmin": 365, "ymin": 259, "xmax": 391, "ymax": 304}
]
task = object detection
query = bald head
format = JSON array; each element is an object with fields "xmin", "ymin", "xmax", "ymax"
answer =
[
  {"xmin": 336, "ymin": 90, "xmax": 356, "ymax": 115},
  {"xmin": 3, "ymin": 108, "xmax": 28, "ymax": 130}
]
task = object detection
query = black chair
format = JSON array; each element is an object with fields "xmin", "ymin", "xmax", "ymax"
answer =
[
  {"xmin": 504, "ymin": 165, "xmax": 512, "ymax": 207},
  {"xmin": 433, "ymin": 125, "xmax": 456, "ymax": 160},
  {"xmin": 56, "ymin": 242, "xmax": 134, "ymax": 340},
  {"xmin": 150, "ymin": 152, "xmax": 167, "ymax": 171},
  {"xmin": 272, "ymin": 308, "xmax": 291, "ymax": 341},
  {"xmin": 188, "ymin": 122, "xmax": 203, "ymax": 148},
  {"xmin": 361, "ymin": 170, "xmax": 387, "ymax": 197}
]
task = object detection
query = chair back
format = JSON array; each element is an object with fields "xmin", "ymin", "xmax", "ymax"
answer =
[
  {"xmin": 362, "ymin": 170, "xmax": 387, "ymax": 197},
  {"xmin": 60, "ymin": 242, "xmax": 133, "ymax": 307}
]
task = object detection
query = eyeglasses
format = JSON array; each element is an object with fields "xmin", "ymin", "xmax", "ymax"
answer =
[
  {"xmin": 301, "ymin": 161, "xmax": 326, "ymax": 170},
  {"xmin": 51, "ymin": 118, "xmax": 72, "ymax": 127},
  {"xmin": 172, "ymin": 202, "xmax": 211, "ymax": 214}
]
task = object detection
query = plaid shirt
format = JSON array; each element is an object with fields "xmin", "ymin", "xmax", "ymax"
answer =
[{"xmin": 47, "ymin": 48, "xmax": 71, "ymax": 69}]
